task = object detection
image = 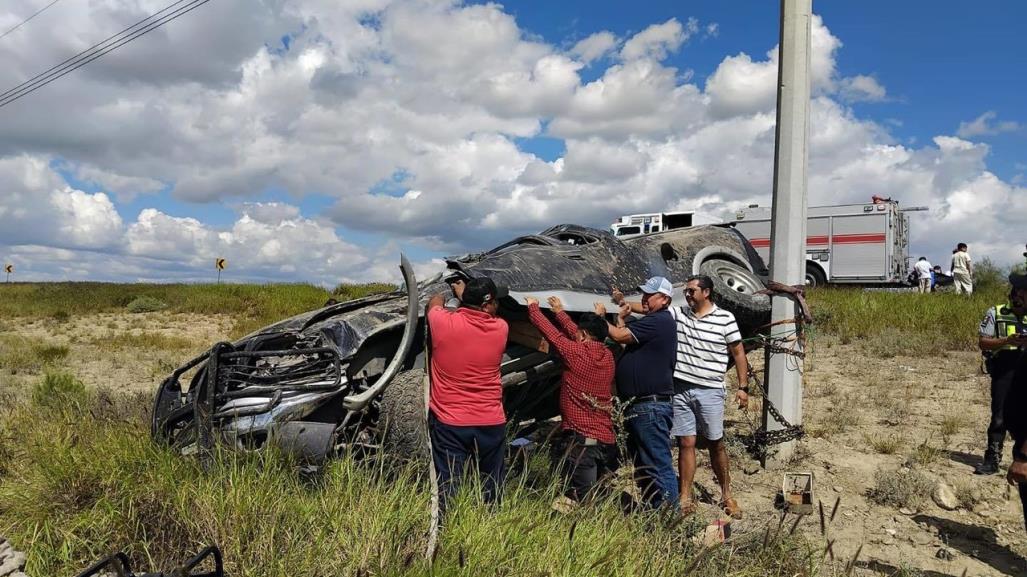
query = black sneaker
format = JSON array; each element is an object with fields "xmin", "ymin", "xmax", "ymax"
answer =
[{"xmin": 974, "ymin": 459, "xmax": 1000, "ymax": 475}]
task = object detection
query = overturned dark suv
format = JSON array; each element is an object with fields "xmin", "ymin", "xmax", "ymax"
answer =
[{"xmin": 151, "ymin": 224, "xmax": 771, "ymax": 462}]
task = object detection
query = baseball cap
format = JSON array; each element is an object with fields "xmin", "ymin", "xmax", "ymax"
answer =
[
  {"xmin": 461, "ymin": 276, "xmax": 509, "ymax": 306},
  {"xmin": 638, "ymin": 276, "xmax": 673, "ymax": 297},
  {"xmin": 1010, "ymin": 272, "xmax": 1027, "ymax": 291}
]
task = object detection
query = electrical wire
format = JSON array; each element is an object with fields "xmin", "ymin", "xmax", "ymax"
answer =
[
  {"xmin": 0, "ymin": 0, "xmax": 63, "ymax": 41},
  {"xmin": 0, "ymin": 0, "xmax": 214, "ymax": 109},
  {"xmin": 1, "ymin": 0, "xmax": 195, "ymax": 103},
  {"xmin": 0, "ymin": 0, "xmax": 206, "ymax": 105}
]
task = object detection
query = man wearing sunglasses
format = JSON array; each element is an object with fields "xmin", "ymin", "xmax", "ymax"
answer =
[{"xmin": 669, "ymin": 275, "xmax": 749, "ymax": 519}]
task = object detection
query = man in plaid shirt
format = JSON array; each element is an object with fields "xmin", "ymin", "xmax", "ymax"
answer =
[{"xmin": 525, "ymin": 295, "xmax": 616, "ymax": 501}]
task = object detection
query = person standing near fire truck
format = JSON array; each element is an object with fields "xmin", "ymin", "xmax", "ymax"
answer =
[{"xmin": 951, "ymin": 243, "xmax": 974, "ymax": 295}]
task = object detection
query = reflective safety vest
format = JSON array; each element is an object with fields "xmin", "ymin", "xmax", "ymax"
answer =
[{"xmin": 994, "ymin": 303, "xmax": 1025, "ymax": 352}]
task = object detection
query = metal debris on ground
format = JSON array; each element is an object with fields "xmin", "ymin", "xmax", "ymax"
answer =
[{"xmin": 75, "ymin": 545, "xmax": 223, "ymax": 577}]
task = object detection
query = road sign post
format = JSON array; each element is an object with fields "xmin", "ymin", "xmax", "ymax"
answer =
[
  {"xmin": 4, "ymin": 264, "xmax": 12, "ymax": 283},
  {"xmin": 762, "ymin": 0, "xmax": 811, "ymax": 466},
  {"xmin": 215, "ymin": 258, "xmax": 227, "ymax": 284}
]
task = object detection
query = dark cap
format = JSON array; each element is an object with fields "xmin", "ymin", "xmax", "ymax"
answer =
[
  {"xmin": 461, "ymin": 276, "xmax": 508, "ymax": 307},
  {"xmin": 1010, "ymin": 272, "xmax": 1027, "ymax": 291}
]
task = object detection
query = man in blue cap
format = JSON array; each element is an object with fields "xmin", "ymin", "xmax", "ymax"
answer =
[{"xmin": 596, "ymin": 276, "xmax": 678, "ymax": 509}]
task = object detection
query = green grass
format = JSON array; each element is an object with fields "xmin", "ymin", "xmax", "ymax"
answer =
[
  {"xmin": 807, "ymin": 285, "xmax": 1006, "ymax": 353},
  {"xmin": 0, "ymin": 282, "xmax": 396, "ymax": 338},
  {"xmin": 0, "ymin": 383, "xmax": 828, "ymax": 577}
]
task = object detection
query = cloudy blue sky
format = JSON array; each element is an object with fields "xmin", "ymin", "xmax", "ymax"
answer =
[{"xmin": 1, "ymin": 0, "xmax": 1024, "ymax": 285}]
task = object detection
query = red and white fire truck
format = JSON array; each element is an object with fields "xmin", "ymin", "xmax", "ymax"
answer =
[{"xmin": 730, "ymin": 198, "xmax": 927, "ymax": 287}]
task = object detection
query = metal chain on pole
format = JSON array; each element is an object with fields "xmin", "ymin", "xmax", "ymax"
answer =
[
  {"xmin": 749, "ymin": 364, "xmax": 805, "ymax": 447},
  {"xmin": 741, "ymin": 305, "xmax": 810, "ymax": 454}
]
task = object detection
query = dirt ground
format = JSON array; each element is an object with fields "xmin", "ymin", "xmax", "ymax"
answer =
[
  {"xmin": 1, "ymin": 313, "xmax": 1024, "ymax": 576},
  {"xmin": 714, "ymin": 339, "xmax": 1027, "ymax": 577}
]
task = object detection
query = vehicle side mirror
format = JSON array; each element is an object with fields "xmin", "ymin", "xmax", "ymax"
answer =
[{"xmin": 660, "ymin": 243, "xmax": 679, "ymax": 262}]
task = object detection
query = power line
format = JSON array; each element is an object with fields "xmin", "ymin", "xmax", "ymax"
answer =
[
  {"xmin": 0, "ymin": 0, "xmax": 205, "ymax": 105},
  {"xmin": 0, "ymin": 0, "xmax": 63, "ymax": 41},
  {"xmin": 0, "ymin": 0, "xmax": 215, "ymax": 109}
]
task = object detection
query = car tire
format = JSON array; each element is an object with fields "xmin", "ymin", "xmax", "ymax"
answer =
[
  {"xmin": 805, "ymin": 263, "xmax": 827, "ymax": 288},
  {"xmin": 380, "ymin": 368, "xmax": 430, "ymax": 463},
  {"xmin": 698, "ymin": 257, "xmax": 771, "ymax": 330}
]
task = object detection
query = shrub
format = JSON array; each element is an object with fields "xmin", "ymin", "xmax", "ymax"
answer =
[
  {"xmin": 905, "ymin": 440, "xmax": 942, "ymax": 468},
  {"xmin": 867, "ymin": 466, "xmax": 935, "ymax": 508},
  {"xmin": 938, "ymin": 413, "xmax": 968, "ymax": 448},
  {"xmin": 864, "ymin": 433, "xmax": 902, "ymax": 455},
  {"xmin": 954, "ymin": 481, "xmax": 983, "ymax": 511},
  {"xmin": 30, "ymin": 371, "xmax": 88, "ymax": 413},
  {"xmin": 972, "ymin": 257, "xmax": 1006, "ymax": 293},
  {"xmin": 126, "ymin": 296, "xmax": 168, "ymax": 313}
]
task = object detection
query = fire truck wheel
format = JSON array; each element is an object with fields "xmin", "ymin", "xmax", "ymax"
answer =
[
  {"xmin": 698, "ymin": 257, "xmax": 771, "ymax": 327},
  {"xmin": 805, "ymin": 264, "xmax": 827, "ymax": 288}
]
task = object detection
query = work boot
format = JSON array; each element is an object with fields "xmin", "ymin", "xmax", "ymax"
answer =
[{"xmin": 975, "ymin": 451, "xmax": 1001, "ymax": 475}]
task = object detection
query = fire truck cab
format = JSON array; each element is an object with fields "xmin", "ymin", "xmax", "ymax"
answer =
[{"xmin": 610, "ymin": 211, "xmax": 718, "ymax": 238}]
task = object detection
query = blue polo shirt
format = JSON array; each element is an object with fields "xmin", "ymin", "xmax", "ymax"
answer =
[{"xmin": 615, "ymin": 309, "xmax": 676, "ymax": 400}]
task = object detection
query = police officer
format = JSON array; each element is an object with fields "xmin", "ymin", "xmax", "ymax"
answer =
[
  {"xmin": 976, "ymin": 274, "xmax": 1027, "ymax": 474},
  {"xmin": 1000, "ymin": 273, "xmax": 1027, "ymax": 530}
]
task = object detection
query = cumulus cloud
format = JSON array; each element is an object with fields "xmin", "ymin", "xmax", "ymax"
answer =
[
  {"xmin": 72, "ymin": 164, "xmax": 165, "ymax": 201},
  {"xmin": 620, "ymin": 18, "xmax": 694, "ymax": 61},
  {"xmin": 956, "ymin": 111, "xmax": 1021, "ymax": 138},
  {"xmin": 0, "ymin": 155, "xmax": 122, "ymax": 250},
  {"xmin": 838, "ymin": 74, "xmax": 887, "ymax": 102},
  {"xmin": 571, "ymin": 31, "xmax": 618, "ymax": 64},
  {"xmin": 1, "ymin": 1, "xmax": 1025, "ymax": 284}
]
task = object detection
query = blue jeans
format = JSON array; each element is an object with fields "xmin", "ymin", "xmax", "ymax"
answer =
[
  {"xmin": 624, "ymin": 401, "xmax": 679, "ymax": 508},
  {"xmin": 429, "ymin": 412, "xmax": 506, "ymax": 518}
]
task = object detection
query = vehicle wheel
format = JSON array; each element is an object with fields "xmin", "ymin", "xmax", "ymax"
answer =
[
  {"xmin": 380, "ymin": 368, "xmax": 430, "ymax": 463},
  {"xmin": 805, "ymin": 264, "xmax": 827, "ymax": 288},
  {"xmin": 698, "ymin": 257, "xmax": 771, "ymax": 329}
]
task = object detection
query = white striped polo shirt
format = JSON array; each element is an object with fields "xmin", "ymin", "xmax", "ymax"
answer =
[{"xmin": 669, "ymin": 304, "xmax": 742, "ymax": 388}]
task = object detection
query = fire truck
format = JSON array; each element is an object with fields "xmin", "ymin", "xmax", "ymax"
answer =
[{"xmin": 730, "ymin": 199, "xmax": 927, "ymax": 287}]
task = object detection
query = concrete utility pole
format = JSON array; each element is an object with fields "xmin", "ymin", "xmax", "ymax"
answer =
[{"xmin": 763, "ymin": 0, "xmax": 811, "ymax": 465}]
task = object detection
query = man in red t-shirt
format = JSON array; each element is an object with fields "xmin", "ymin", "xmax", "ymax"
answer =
[
  {"xmin": 426, "ymin": 276, "xmax": 509, "ymax": 515},
  {"xmin": 525, "ymin": 295, "xmax": 616, "ymax": 501}
]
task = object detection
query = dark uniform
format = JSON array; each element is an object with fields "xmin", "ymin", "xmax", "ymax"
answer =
[
  {"xmin": 976, "ymin": 302, "xmax": 1026, "ymax": 474},
  {"xmin": 999, "ymin": 273, "xmax": 1027, "ymax": 531}
]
